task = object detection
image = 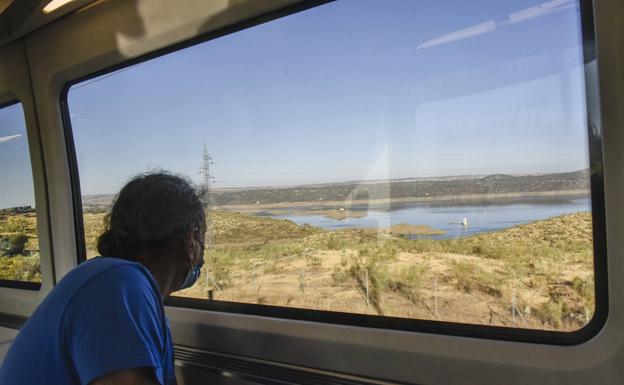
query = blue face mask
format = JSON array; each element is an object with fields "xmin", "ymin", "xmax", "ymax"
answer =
[
  {"xmin": 178, "ymin": 257, "xmax": 204, "ymax": 290},
  {"xmin": 178, "ymin": 230, "xmax": 205, "ymax": 291}
]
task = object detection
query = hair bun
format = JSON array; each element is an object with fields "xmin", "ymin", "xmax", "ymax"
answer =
[
  {"xmin": 94, "ymin": 172, "xmax": 205, "ymax": 260},
  {"xmin": 96, "ymin": 230, "xmax": 115, "ymax": 257}
]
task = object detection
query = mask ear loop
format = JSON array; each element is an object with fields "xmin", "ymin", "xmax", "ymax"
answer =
[
  {"xmin": 193, "ymin": 228, "xmax": 213, "ymax": 297},
  {"xmin": 177, "ymin": 230, "xmax": 206, "ymax": 291},
  {"xmin": 193, "ymin": 229, "xmax": 205, "ymax": 265},
  {"xmin": 193, "ymin": 230, "xmax": 205, "ymax": 249}
]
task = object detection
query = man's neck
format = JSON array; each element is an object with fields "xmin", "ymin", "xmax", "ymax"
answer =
[{"xmin": 133, "ymin": 249, "xmax": 181, "ymax": 299}]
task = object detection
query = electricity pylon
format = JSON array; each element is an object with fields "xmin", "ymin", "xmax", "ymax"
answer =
[{"xmin": 199, "ymin": 143, "xmax": 215, "ymax": 249}]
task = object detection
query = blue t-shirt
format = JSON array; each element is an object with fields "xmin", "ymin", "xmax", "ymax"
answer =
[{"xmin": 0, "ymin": 257, "xmax": 176, "ymax": 385}]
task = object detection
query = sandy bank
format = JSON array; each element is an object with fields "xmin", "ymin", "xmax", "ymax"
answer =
[
  {"xmin": 218, "ymin": 189, "xmax": 590, "ymax": 212},
  {"xmin": 363, "ymin": 223, "xmax": 446, "ymax": 236}
]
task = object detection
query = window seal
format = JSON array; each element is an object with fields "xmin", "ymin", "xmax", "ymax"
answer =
[
  {"xmin": 0, "ymin": 279, "xmax": 41, "ymax": 291},
  {"xmin": 0, "ymin": 311, "xmax": 28, "ymax": 329},
  {"xmin": 0, "ymin": 99, "xmax": 19, "ymax": 110},
  {"xmin": 60, "ymin": 0, "xmax": 607, "ymax": 346}
]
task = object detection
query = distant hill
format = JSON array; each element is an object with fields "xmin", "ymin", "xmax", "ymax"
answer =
[
  {"xmin": 82, "ymin": 169, "xmax": 590, "ymax": 210},
  {"xmin": 207, "ymin": 169, "xmax": 590, "ymax": 206}
]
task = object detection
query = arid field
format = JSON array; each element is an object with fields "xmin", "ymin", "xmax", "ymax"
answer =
[
  {"xmin": 0, "ymin": 208, "xmax": 594, "ymax": 331},
  {"xmin": 0, "ymin": 209, "xmax": 40, "ymax": 282},
  {"xmin": 180, "ymin": 210, "xmax": 595, "ymax": 331}
]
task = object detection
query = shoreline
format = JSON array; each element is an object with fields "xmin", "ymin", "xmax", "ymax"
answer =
[{"xmin": 217, "ymin": 189, "xmax": 590, "ymax": 212}]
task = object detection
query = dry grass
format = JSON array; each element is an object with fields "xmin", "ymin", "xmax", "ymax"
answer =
[
  {"xmin": 0, "ymin": 211, "xmax": 40, "ymax": 282},
  {"xmin": 0, "ymin": 211, "xmax": 38, "ymax": 252},
  {"xmin": 386, "ymin": 264, "xmax": 428, "ymax": 305},
  {"xmin": 178, "ymin": 210, "xmax": 595, "ymax": 331},
  {"xmin": 83, "ymin": 212, "xmax": 107, "ymax": 258},
  {"xmin": 450, "ymin": 260, "xmax": 503, "ymax": 298},
  {"xmin": 0, "ymin": 207, "xmax": 595, "ymax": 331},
  {"xmin": 211, "ymin": 210, "xmax": 321, "ymax": 247},
  {"xmin": 0, "ymin": 255, "xmax": 41, "ymax": 281}
]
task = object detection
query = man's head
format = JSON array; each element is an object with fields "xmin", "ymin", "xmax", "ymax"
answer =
[{"xmin": 97, "ymin": 172, "xmax": 206, "ymax": 293}]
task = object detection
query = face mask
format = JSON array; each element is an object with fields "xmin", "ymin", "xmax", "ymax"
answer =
[
  {"xmin": 178, "ymin": 229, "xmax": 205, "ymax": 290},
  {"xmin": 178, "ymin": 257, "xmax": 204, "ymax": 290}
]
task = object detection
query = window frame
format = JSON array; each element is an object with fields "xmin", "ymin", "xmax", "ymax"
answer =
[
  {"xmin": 61, "ymin": 0, "xmax": 607, "ymax": 346},
  {"xmin": 0, "ymin": 38, "xmax": 55, "ymax": 319},
  {"xmin": 0, "ymin": 99, "xmax": 42, "ymax": 291}
]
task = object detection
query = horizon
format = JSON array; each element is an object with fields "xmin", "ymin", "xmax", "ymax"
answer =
[{"xmin": 80, "ymin": 167, "xmax": 589, "ymax": 198}]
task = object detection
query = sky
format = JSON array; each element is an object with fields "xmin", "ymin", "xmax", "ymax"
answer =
[
  {"xmin": 61, "ymin": 0, "xmax": 591, "ymax": 196},
  {"xmin": 0, "ymin": 103, "xmax": 35, "ymax": 209}
]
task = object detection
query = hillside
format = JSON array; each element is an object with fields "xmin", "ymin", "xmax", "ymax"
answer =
[
  {"xmin": 0, "ymin": 205, "xmax": 594, "ymax": 331},
  {"xmin": 176, "ymin": 210, "xmax": 594, "ymax": 331},
  {"xmin": 208, "ymin": 169, "xmax": 590, "ymax": 206},
  {"xmin": 82, "ymin": 169, "xmax": 590, "ymax": 211}
]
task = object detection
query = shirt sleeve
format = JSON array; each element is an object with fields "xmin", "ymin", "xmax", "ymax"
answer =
[{"xmin": 63, "ymin": 265, "xmax": 167, "ymax": 385}]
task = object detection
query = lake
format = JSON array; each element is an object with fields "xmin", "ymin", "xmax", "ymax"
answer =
[{"xmin": 270, "ymin": 196, "xmax": 591, "ymax": 239}]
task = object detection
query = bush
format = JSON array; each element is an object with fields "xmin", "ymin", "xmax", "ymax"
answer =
[
  {"xmin": 325, "ymin": 234, "xmax": 347, "ymax": 250},
  {"xmin": 352, "ymin": 260, "xmax": 388, "ymax": 315},
  {"xmin": 357, "ymin": 241, "xmax": 398, "ymax": 263},
  {"xmin": 4, "ymin": 233, "xmax": 29, "ymax": 256},
  {"xmin": 248, "ymin": 242, "xmax": 304, "ymax": 261},
  {"xmin": 331, "ymin": 265, "xmax": 350, "ymax": 285},
  {"xmin": 305, "ymin": 254, "xmax": 322, "ymax": 268},
  {"xmin": 387, "ymin": 264, "xmax": 428, "ymax": 303},
  {"xmin": 534, "ymin": 300, "xmax": 565, "ymax": 328},
  {"xmin": 395, "ymin": 238, "xmax": 443, "ymax": 254},
  {"xmin": 0, "ymin": 236, "xmax": 8, "ymax": 252},
  {"xmin": 450, "ymin": 261, "xmax": 503, "ymax": 297},
  {"xmin": 329, "ymin": 247, "xmax": 390, "ymax": 315},
  {"xmin": 204, "ymin": 249, "xmax": 233, "ymax": 289},
  {"xmin": 572, "ymin": 276, "xmax": 595, "ymax": 316}
]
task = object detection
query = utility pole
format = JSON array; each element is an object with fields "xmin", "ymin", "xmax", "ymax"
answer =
[{"xmin": 199, "ymin": 143, "xmax": 215, "ymax": 249}]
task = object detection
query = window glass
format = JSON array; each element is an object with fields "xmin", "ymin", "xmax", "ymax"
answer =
[
  {"xmin": 0, "ymin": 102, "xmax": 41, "ymax": 283},
  {"xmin": 67, "ymin": 0, "xmax": 596, "ymax": 332}
]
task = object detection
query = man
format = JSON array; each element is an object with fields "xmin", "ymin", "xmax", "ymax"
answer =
[{"xmin": 0, "ymin": 172, "xmax": 206, "ymax": 385}]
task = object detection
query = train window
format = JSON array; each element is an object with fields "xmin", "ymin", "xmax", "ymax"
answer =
[
  {"xmin": 0, "ymin": 102, "xmax": 41, "ymax": 286},
  {"xmin": 65, "ymin": 0, "xmax": 603, "ymax": 338}
]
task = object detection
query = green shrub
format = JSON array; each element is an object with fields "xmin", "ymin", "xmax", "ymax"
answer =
[
  {"xmin": 387, "ymin": 264, "xmax": 428, "ymax": 303},
  {"xmin": 204, "ymin": 249, "xmax": 233, "ymax": 289},
  {"xmin": 357, "ymin": 241, "xmax": 398, "ymax": 263},
  {"xmin": 331, "ymin": 265, "xmax": 350, "ymax": 285},
  {"xmin": 305, "ymin": 254, "xmax": 322, "ymax": 267},
  {"xmin": 572, "ymin": 276, "xmax": 595, "ymax": 316},
  {"xmin": 534, "ymin": 299, "xmax": 565, "ymax": 328},
  {"xmin": 450, "ymin": 261, "xmax": 503, "ymax": 297},
  {"xmin": 262, "ymin": 263, "xmax": 283, "ymax": 275},
  {"xmin": 4, "ymin": 233, "xmax": 29, "ymax": 256}
]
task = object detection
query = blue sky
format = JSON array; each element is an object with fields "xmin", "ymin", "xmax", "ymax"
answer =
[
  {"xmin": 64, "ymin": 0, "xmax": 589, "ymax": 196},
  {"xmin": 0, "ymin": 103, "xmax": 35, "ymax": 209}
]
